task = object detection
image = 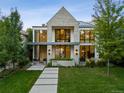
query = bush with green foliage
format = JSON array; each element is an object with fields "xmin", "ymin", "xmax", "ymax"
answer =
[
  {"xmin": 85, "ymin": 58, "xmax": 95, "ymax": 67},
  {"xmin": 0, "ymin": 8, "xmax": 23, "ymax": 70},
  {"xmin": 85, "ymin": 59, "xmax": 90, "ymax": 67},
  {"xmin": 18, "ymin": 57, "xmax": 30, "ymax": 68},
  {"xmin": 47, "ymin": 61, "xmax": 52, "ymax": 67},
  {"xmin": 96, "ymin": 58, "xmax": 106, "ymax": 67}
]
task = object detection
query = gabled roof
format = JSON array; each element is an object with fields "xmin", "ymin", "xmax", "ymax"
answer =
[
  {"xmin": 78, "ymin": 21, "xmax": 94, "ymax": 28},
  {"xmin": 47, "ymin": 7, "xmax": 77, "ymax": 25}
]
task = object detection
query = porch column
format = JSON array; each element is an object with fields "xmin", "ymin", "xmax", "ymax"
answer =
[
  {"xmin": 32, "ymin": 29, "xmax": 35, "ymax": 60},
  {"xmin": 71, "ymin": 46, "xmax": 74, "ymax": 58},
  {"xmin": 47, "ymin": 26, "xmax": 52, "ymax": 63},
  {"xmin": 74, "ymin": 45, "xmax": 80, "ymax": 65},
  {"xmin": 33, "ymin": 29, "xmax": 35, "ymax": 42},
  {"xmin": 47, "ymin": 45, "xmax": 52, "ymax": 63},
  {"xmin": 71, "ymin": 29, "xmax": 74, "ymax": 42},
  {"xmin": 36, "ymin": 31, "xmax": 40, "ymax": 61},
  {"xmin": 74, "ymin": 26, "xmax": 80, "ymax": 65}
]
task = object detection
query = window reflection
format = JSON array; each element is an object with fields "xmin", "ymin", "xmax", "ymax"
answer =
[
  {"xmin": 55, "ymin": 29, "xmax": 70, "ymax": 42},
  {"xmin": 39, "ymin": 30, "xmax": 47, "ymax": 42},
  {"xmin": 55, "ymin": 45, "xmax": 70, "ymax": 59},
  {"xmin": 80, "ymin": 30, "xmax": 94, "ymax": 43},
  {"xmin": 80, "ymin": 46, "xmax": 94, "ymax": 61}
]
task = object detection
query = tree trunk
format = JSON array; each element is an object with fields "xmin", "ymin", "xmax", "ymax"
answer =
[{"xmin": 107, "ymin": 59, "xmax": 110, "ymax": 76}]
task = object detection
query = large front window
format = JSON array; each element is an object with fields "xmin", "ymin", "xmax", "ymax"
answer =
[
  {"xmin": 54, "ymin": 45, "xmax": 70, "ymax": 59},
  {"xmin": 80, "ymin": 45, "xmax": 95, "ymax": 61},
  {"xmin": 55, "ymin": 29, "xmax": 70, "ymax": 42},
  {"xmin": 80, "ymin": 30, "xmax": 94, "ymax": 43}
]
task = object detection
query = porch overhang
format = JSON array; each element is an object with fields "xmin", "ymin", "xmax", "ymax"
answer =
[{"xmin": 28, "ymin": 42, "xmax": 79, "ymax": 45}]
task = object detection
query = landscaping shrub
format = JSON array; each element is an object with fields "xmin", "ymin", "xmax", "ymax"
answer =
[
  {"xmin": 96, "ymin": 58, "xmax": 106, "ymax": 67},
  {"xmin": 89, "ymin": 57, "xmax": 95, "ymax": 67},
  {"xmin": 18, "ymin": 57, "xmax": 30, "ymax": 68},
  {"xmin": 85, "ymin": 59, "xmax": 90, "ymax": 67},
  {"xmin": 47, "ymin": 61, "xmax": 52, "ymax": 67},
  {"xmin": 0, "ymin": 63, "xmax": 6, "ymax": 70},
  {"xmin": 85, "ymin": 58, "xmax": 95, "ymax": 67}
]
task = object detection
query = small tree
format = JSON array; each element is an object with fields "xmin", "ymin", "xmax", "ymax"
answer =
[
  {"xmin": 1, "ymin": 8, "xmax": 23, "ymax": 69},
  {"xmin": 9, "ymin": 9, "xmax": 23, "ymax": 69},
  {"xmin": 93, "ymin": 0, "xmax": 124, "ymax": 75}
]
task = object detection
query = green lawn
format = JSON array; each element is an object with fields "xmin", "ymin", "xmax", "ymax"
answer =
[
  {"xmin": 0, "ymin": 70, "xmax": 41, "ymax": 93},
  {"xmin": 58, "ymin": 67, "xmax": 124, "ymax": 93}
]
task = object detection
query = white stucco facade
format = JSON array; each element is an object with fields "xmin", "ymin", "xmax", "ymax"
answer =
[{"xmin": 31, "ymin": 7, "xmax": 98, "ymax": 66}]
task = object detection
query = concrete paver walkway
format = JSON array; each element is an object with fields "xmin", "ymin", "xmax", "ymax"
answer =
[
  {"xmin": 29, "ymin": 67, "xmax": 59, "ymax": 93},
  {"xmin": 27, "ymin": 63, "xmax": 45, "ymax": 70}
]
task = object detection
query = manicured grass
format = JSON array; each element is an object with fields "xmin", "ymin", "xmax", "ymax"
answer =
[
  {"xmin": 58, "ymin": 67, "xmax": 124, "ymax": 93},
  {"xmin": 0, "ymin": 70, "xmax": 41, "ymax": 93}
]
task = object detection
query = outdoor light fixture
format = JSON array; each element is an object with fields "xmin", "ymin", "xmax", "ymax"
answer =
[
  {"xmin": 81, "ymin": 31, "xmax": 84, "ymax": 34},
  {"xmin": 40, "ymin": 30, "xmax": 43, "ymax": 34},
  {"xmin": 48, "ymin": 49, "xmax": 51, "ymax": 55},
  {"xmin": 75, "ymin": 49, "xmax": 78, "ymax": 55}
]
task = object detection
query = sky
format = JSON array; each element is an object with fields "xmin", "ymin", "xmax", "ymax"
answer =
[{"xmin": 0, "ymin": 0, "xmax": 95, "ymax": 30}]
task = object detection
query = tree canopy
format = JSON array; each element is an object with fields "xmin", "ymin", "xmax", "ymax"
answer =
[
  {"xmin": 93, "ymin": 0, "xmax": 124, "ymax": 66},
  {"xmin": 0, "ymin": 8, "xmax": 23, "ymax": 69}
]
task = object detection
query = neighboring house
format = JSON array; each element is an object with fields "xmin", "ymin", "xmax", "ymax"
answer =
[
  {"xmin": 30, "ymin": 7, "xmax": 99, "ymax": 66},
  {"xmin": 20, "ymin": 30, "xmax": 28, "ymax": 47}
]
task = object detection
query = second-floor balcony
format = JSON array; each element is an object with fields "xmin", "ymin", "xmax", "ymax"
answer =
[
  {"xmin": 33, "ymin": 28, "xmax": 95, "ymax": 44},
  {"xmin": 34, "ymin": 28, "xmax": 72, "ymax": 43}
]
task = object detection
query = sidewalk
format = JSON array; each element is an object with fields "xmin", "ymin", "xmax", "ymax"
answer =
[{"xmin": 29, "ymin": 67, "xmax": 59, "ymax": 93}]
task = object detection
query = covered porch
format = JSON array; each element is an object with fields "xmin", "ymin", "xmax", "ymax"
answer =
[{"xmin": 31, "ymin": 43, "xmax": 78, "ymax": 66}]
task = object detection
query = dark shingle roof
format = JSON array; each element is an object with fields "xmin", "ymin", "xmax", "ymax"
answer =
[{"xmin": 78, "ymin": 21, "xmax": 94, "ymax": 28}]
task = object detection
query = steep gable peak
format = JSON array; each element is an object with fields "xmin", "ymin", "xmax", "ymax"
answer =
[{"xmin": 47, "ymin": 7, "xmax": 77, "ymax": 25}]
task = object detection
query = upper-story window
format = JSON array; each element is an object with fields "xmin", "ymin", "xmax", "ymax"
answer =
[
  {"xmin": 39, "ymin": 30, "xmax": 47, "ymax": 42},
  {"xmin": 80, "ymin": 30, "xmax": 94, "ymax": 43},
  {"xmin": 34, "ymin": 30, "xmax": 47, "ymax": 42},
  {"xmin": 55, "ymin": 29, "xmax": 70, "ymax": 42}
]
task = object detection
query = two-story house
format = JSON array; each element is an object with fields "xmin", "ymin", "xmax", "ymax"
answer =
[{"xmin": 30, "ymin": 7, "xmax": 98, "ymax": 66}]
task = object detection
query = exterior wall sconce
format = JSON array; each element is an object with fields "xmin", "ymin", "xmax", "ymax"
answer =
[
  {"xmin": 75, "ymin": 53, "xmax": 78, "ymax": 55},
  {"xmin": 75, "ymin": 49, "xmax": 78, "ymax": 55},
  {"xmin": 48, "ymin": 49, "xmax": 51, "ymax": 55}
]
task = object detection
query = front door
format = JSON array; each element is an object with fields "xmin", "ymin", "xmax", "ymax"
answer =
[{"xmin": 39, "ymin": 45, "xmax": 47, "ymax": 62}]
